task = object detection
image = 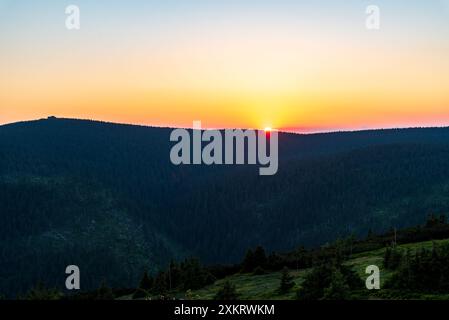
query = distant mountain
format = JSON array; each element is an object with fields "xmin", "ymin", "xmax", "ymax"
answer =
[{"xmin": 2, "ymin": 117, "xmax": 449, "ymax": 297}]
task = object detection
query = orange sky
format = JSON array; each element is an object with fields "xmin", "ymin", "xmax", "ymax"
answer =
[{"xmin": 1, "ymin": 1, "xmax": 449, "ymax": 132}]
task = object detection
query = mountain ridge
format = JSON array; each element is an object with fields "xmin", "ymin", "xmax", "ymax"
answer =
[
  {"xmin": 2, "ymin": 117, "xmax": 449, "ymax": 296},
  {"xmin": 3, "ymin": 116, "xmax": 449, "ymax": 135}
]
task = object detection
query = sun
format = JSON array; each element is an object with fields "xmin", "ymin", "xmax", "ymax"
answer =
[{"xmin": 264, "ymin": 127, "xmax": 272, "ymax": 132}]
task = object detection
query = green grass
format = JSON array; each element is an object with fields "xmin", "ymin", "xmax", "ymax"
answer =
[
  {"xmin": 122, "ymin": 238, "xmax": 449, "ymax": 300},
  {"xmin": 185, "ymin": 269, "xmax": 311, "ymax": 300},
  {"xmin": 177, "ymin": 238, "xmax": 449, "ymax": 300}
]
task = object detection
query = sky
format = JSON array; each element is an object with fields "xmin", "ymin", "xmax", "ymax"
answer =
[{"xmin": 1, "ymin": 0, "xmax": 449, "ymax": 132}]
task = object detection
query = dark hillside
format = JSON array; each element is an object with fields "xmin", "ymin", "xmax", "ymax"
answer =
[{"xmin": 2, "ymin": 118, "xmax": 449, "ymax": 296}]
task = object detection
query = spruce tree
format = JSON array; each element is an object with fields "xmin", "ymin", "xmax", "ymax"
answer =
[
  {"xmin": 214, "ymin": 281, "xmax": 238, "ymax": 300},
  {"xmin": 384, "ymin": 247, "xmax": 391, "ymax": 269},
  {"xmin": 139, "ymin": 270, "xmax": 154, "ymax": 291},
  {"xmin": 323, "ymin": 270, "xmax": 350, "ymax": 300},
  {"xmin": 153, "ymin": 272, "xmax": 168, "ymax": 296},
  {"xmin": 95, "ymin": 281, "xmax": 115, "ymax": 300},
  {"xmin": 133, "ymin": 270, "xmax": 154, "ymax": 299},
  {"xmin": 253, "ymin": 246, "xmax": 267, "ymax": 269},
  {"xmin": 25, "ymin": 282, "xmax": 63, "ymax": 300},
  {"xmin": 241, "ymin": 249, "xmax": 255, "ymax": 273},
  {"xmin": 279, "ymin": 267, "xmax": 295, "ymax": 293}
]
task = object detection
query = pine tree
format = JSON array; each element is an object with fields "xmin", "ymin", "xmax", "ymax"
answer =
[
  {"xmin": 384, "ymin": 246, "xmax": 403, "ymax": 270},
  {"xmin": 384, "ymin": 247, "xmax": 391, "ymax": 269},
  {"xmin": 297, "ymin": 262, "xmax": 361, "ymax": 300},
  {"xmin": 153, "ymin": 272, "xmax": 168, "ymax": 295},
  {"xmin": 297, "ymin": 264, "xmax": 333, "ymax": 300},
  {"xmin": 267, "ymin": 251, "xmax": 282, "ymax": 270},
  {"xmin": 24, "ymin": 282, "xmax": 63, "ymax": 300},
  {"xmin": 95, "ymin": 281, "xmax": 115, "ymax": 300},
  {"xmin": 241, "ymin": 249, "xmax": 255, "ymax": 273},
  {"xmin": 323, "ymin": 270, "xmax": 350, "ymax": 300},
  {"xmin": 169, "ymin": 260, "xmax": 182, "ymax": 289},
  {"xmin": 182, "ymin": 258, "xmax": 210, "ymax": 290},
  {"xmin": 279, "ymin": 267, "xmax": 295, "ymax": 293},
  {"xmin": 253, "ymin": 246, "xmax": 267, "ymax": 269},
  {"xmin": 242, "ymin": 246, "xmax": 267, "ymax": 273},
  {"xmin": 253, "ymin": 266, "xmax": 268, "ymax": 275},
  {"xmin": 139, "ymin": 270, "xmax": 154, "ymax": 291},
  {"xmin": 214, "ymin": 281, "xmax": 238, "ymax": 300},
  {"xmin": 133, "ymin": 270, "xmax": 154, "ymax": 299}
]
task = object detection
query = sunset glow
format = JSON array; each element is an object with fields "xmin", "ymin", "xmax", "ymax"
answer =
[{"xmin": 1, "ymin": 0, "xmax": 449, "ymax": 132}]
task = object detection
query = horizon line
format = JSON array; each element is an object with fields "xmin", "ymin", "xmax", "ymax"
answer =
[{"xmin": 2, "ymin": 116, "xmax": 449, "ymax": 136}]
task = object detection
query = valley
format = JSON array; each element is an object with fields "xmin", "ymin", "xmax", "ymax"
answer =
[{"xmin": 2, "ymin": 118, "xmax": 449, "ymax": 297}]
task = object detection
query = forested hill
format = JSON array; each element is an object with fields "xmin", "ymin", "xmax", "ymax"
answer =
[{"xmin": 2, "ymin": 117, "xmax": 449, "ymax": 297}]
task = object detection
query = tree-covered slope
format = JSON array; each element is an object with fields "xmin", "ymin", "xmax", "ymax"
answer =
[
  {"xmin": 2, "ymin": 117, "xmax": 449, "ymax": 296},
  {"xmin": 0, "ymin": 175, "xmax": 184, "ymax": 297}
]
